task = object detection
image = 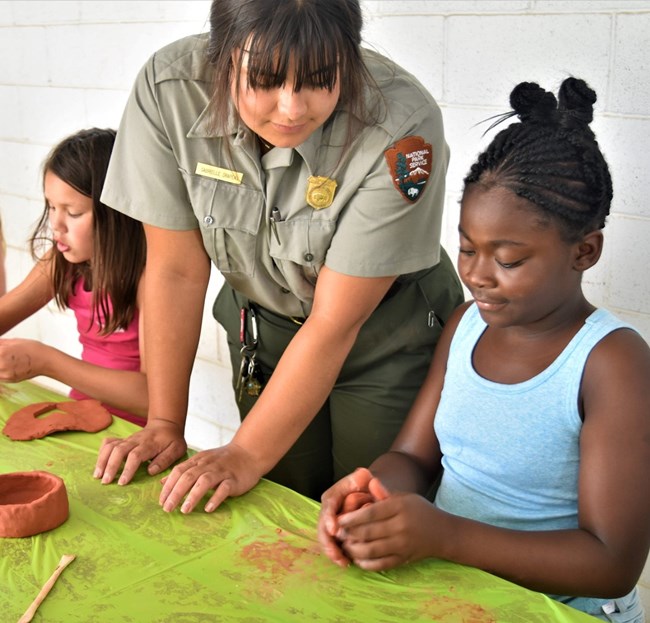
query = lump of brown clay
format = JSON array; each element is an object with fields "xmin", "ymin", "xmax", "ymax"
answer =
[
  {"xmin": 0, "ymin": 471, "xmax": 69, "ymax": 537},
  {"xmin": 2, "ymin": 400, "xmax": 112, "ymax": 441}
]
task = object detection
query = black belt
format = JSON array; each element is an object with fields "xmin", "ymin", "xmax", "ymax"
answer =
[
  {"xmin": 245, "ymin": 276, "xmax": 409, "ymax": 329},
  {"xmin": 249, "ymin": 302, "xmax": 306, "ymax": 326}
]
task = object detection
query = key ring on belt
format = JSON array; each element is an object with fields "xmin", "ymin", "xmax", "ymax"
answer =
[
  {"xmin": 236, "ymin": 306, "xmax": 263, "ymax": 400},
  {"xmin": 239, "ymin": 306, "xmax": 258, "ymax": 356}
]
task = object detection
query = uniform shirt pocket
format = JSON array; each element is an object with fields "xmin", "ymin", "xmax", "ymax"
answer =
[
  {"xmin": 269, "ymin": 217, "xmax": 336, "ymax": 284},
  {"xmin": 181, "ymin": 170, "xmax": 263, "ymax": 276}
]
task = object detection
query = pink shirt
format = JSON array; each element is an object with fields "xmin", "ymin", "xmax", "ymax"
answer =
[{"xmin": 67, "ymin": 280, "xmax": 145, "ymax": 426}]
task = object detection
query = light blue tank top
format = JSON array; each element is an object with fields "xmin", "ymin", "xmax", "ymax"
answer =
[
  {"xmin": 435, "ymin": 303, "xmax": 632, "ymax": 528},
  {"xmin": 433, "ymin": 304, "xmax": 643, "ymax": 621}
]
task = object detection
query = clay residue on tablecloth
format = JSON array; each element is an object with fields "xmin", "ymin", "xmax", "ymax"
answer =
[
  {"xmin": 241, "ymin": 539, "xmax": 319, "ymax": 575},
  {"xmin": 239, "ymin": 535, "xmax": 323, "ymax": 602},
  {"xmin": 2, "ymin": 399, "xmax": 112, "ymax": 440},
  {"xmin": 420, "ymin": 595, "xmax": 497, "ymax": 622}
]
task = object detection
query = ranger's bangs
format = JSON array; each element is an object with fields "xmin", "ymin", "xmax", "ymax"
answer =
[{"xmin": 244, "ymin": 25, "xmax": 340, "ymax": 92}]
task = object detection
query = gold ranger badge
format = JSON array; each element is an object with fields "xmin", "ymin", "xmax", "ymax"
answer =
[{"xmin": 306, "ymin": 176, "xmax": 337, "ymax": 209}]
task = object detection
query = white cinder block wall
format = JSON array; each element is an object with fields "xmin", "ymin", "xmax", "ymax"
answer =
[{"xmin": 1, "ymin": 0, "xmax": 649, "ymax": 609}]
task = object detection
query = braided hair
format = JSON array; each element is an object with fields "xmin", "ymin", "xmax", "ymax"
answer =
[{"xmin": 464, "ymin": 78, "xmax": 612, "ymax": 242}]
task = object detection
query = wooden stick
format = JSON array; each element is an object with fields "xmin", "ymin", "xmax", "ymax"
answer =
[{"xmin": 18, "ymin": 554, "xmax": 76, "ymax": 623}]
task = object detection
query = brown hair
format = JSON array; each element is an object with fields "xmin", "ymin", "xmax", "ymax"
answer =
[
  {"xmin": 205, "ymin": 0, "xmax": 380, "ymax": 152},
  {"xmin": 30, "ymin": 128, "xmax": 146, "ymax": 334}
]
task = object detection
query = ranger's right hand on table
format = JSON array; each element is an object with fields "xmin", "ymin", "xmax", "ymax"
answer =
[
  {"xmin": 158, "ymin": 441, "xmax": 264, "ymax": 514},
  {"xmin": 94, "ymin": 418, "xmax": 188, "ymax": 485}
]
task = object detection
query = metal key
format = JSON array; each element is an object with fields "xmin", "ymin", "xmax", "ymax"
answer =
[
  {"xmin": 237, "ymin": 307, "xmax": 263, "ymax": 401},
  {"xmin": 245, "ymin": 354, "xmax": 262, "ymax": 397},
  {"xmin": 236, "ymin": 348, "xmax": 251, "ymax": 402}
]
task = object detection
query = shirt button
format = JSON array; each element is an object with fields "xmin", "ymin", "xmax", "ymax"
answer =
[
  {"xmin": 303, "ymin": 253, "xmax": 314, "ymax": 262},
  {"xmin": 203, "ymin": 215, "xmax": 214, "ymax": 226}
]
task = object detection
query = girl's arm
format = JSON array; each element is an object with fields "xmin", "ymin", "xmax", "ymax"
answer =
[
  {"xmin": 331, "ymin": 326, "xmax": 650, "ymax": 599},
  {"xmin": 0, "ymin": 266, "xmax": 148, "ymax": 416},
  {"xmin": 94, "ymin": 225, "xmax": 210, "ymax": 484},
  {"xmin": 0, "ymin": 339, "xmax": 148, "ymax": 416},
  {"xmin": 0, "ymin": 257, "xmax": 53, "ymax": 334},
  {"xmin": 318, "ymin": 302, "xmax": 469, "ymax": 565},
  {"xmin": 158, "ymin": 265, "xmax": 397, "ymax": 514}
]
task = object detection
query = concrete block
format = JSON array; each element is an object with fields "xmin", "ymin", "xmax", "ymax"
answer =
[
  {"xmin": 536, "ymin": 1, "xmax": 650, "ymax": 11},
  {"xmin": 185, "ymin": 417, "xmax": 236, "ymax": 452},
  {"xmin": 84, "ymin": 89, "xmax": 131, "ymax": 130},
  {"xmin": 582, "ymin": 245, "xmax": 610, "ymax": 310},
  {"xmin": 0, "ymin": 2, "xmax": 14, "ymax": 25},
  {"xmin": 0, "ymin": 86, "xmax": 87, "ymax": 145},
  {"xmin": 0, "ymin": 87, "xmax": 20, "ymax": 138},
  {"xmin": 441, "ymin": 193, "xmax": 460, "ymax": 256},
  {"xmin": 11, "ymin": 1, "xmax": 82, "ymax": 25},
  {"xmin": 6, "ymin": 2, "xmax": 209, "ymax": 30},
  {"xmin": 188, "ymin": 358, "xmax": 240, "ymax": 434},
  {"xmin": 0, "ymin": 26, "xmax": 49, "ymax": 85},
  {"xmin": 362, "ymin": 14, "xmax": 444, "ymax": 98},
  {"xmin": 44, "ymin": 22, "xmax": 206, "ymax": 91},
  {"xmin": 36, "ymin": 305, "xmax": 81, "ymax": 358},
  {"xmin": 196, "ymin": 267, "xmax": 223, "ymax": 363},
  {"xmin": 373, "ymin": 1, "xmax": 530, "ymax": 13},
  {"xmin": 185, "ymin": 414, "xmax": 220, "ymax": 452},
  {"xmin": 2, "ymin": 302, "xmax": 78, "ymax": 370},
  {"xmin": 610, "ymin": 13, "xmax": 650, "ymax": 115},
  {"xmin": 0, "ymin": 196, "xmax": 42, "ymax": 250},
  {"xmin": 445, "ymin": 14, "xmax": 611, "ymax": 107},
  {"xmin": 443, "ymin": 105, "xmax": 493, "ymax": 195},
  {"xmin": 605, "ymin": 215, "xmax": 650, "ymax": 314},
  {"xmin": 3, "ymin": 247, "xmax": 39, "ymax": 295},
  {"xmin": 0, "ymin": 142, "xmax": 50, "ymax": 201},
  {"xmin": 596, "ymin": 116, "xmax": 650, "ymax": 220},
  {"xmin": 79, "ymin": 0, "xmax": 210, "ymax": 24},
  {"xmin": 215, "ymin": 324, "xmax": 233, "ymax": 369}
]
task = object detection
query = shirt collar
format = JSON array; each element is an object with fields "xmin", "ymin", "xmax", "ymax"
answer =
[
  {"xmin": 187, "ymin": 100, "xmax": 327, "ymax": 174},
  {"xmin": 187, "ymin": 100, "xmax": 236, "ymax": 139}
]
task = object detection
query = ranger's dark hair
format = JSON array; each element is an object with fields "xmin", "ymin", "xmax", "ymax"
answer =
[
  {"xmin": 205, "ymin": 0, "xmax": 379, "ymax": 149},
  {"xmin": 464, "ymin": 77, "xmax": 613, "ymax": 241},
  {"xmin": 30, "ymin": 128, "xmax": 146, "ymax": 335}
]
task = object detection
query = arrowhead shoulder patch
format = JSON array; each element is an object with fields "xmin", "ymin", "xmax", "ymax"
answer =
[{"xmin": 384, "ymin": 135, "xmax": 433, "ymax": 203}]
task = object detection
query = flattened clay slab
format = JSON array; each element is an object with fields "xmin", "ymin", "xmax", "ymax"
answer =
[
  {"xmin": 0, "ymin": 471, "xmax": 69, "ymax": 537},
  {"xmin": 2, "ymin": 399, "xmax": 112, "ymax": 441}
]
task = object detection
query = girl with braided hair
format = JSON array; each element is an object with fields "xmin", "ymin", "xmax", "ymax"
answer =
[{"xmin": 319, "ymin": 78, "xmax": 650, "ymax": 622}]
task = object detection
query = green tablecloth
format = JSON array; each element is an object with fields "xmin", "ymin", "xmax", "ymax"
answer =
[{"xmin": 0, "ymin": 381, "xmax": 597, "ymax": 622}]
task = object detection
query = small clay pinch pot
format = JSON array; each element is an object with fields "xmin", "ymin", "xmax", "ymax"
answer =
[{"xmin": 0, "ymin": 471, "xmax": 69, "ymax": 538}]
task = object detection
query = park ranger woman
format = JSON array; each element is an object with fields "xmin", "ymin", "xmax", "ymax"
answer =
[{"xmin": 94, "ymin": 0, "xmax": 463, "ymax": 511}]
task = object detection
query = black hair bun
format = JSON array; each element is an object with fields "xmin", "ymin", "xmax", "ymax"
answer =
[
  {"xmin": 558, "ymin": 77, "xmax": 597, "ymax": 125},
  {"xmin": 510, "ymin": 82, "xmax": 558, "ymax": 123}
]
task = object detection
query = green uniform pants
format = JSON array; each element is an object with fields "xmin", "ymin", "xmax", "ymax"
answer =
[{"xmin": 213, "ymin": 248, "xmax": 463, "ymax": 501}]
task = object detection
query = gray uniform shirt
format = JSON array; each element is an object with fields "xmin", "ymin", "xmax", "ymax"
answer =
[{"xmin": 102, "ymin": 34, "xmax": 449, "ymax": 317}]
